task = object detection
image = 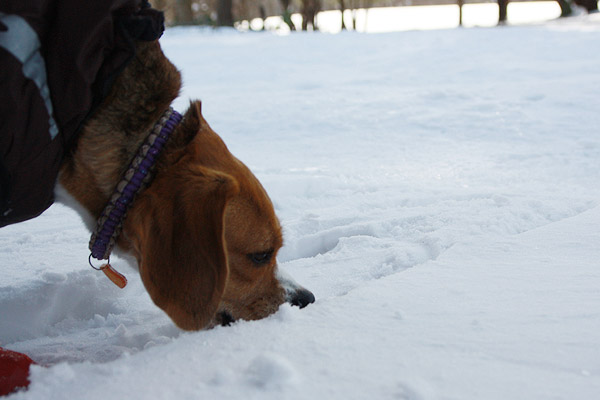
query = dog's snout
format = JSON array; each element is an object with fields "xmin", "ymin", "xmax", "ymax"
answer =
[
  {"xmin": 289, "ymin": 288, "xmax": 315, "ymax": 309},
  {"xmin": 277, "ymin": 268, "xmax": 315, "ymax": 309}
]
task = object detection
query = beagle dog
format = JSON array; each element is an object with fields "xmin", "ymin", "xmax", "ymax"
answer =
[{"xmin": 57, "ymin": 39, "xmax": 314, "ymax": 330}]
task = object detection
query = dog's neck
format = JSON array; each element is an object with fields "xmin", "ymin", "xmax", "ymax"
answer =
[
  {"xmin": 58, "ymin": 40, "xmax": 182, "ymax": 223},
  {"xmin": 89, "ymin": 108, "xmax": 183, "ymax": 262}
]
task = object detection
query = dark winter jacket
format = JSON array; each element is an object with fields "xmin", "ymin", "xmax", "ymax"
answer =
[{"xmin": 0, "ymin": 0, "xmax": 164, "ymax": 227}]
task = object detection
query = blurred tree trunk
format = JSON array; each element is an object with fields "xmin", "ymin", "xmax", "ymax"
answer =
[
  {"xmin": 498, "ymin": 0, "xmax": 508, "ymax": 24},
  {"xmin": 574, "ymin": 0, "xmax": 599, "ymax": 11},
  {"xmin": 348, "ymin": 0, "xmax": 360, "ymax": 30},
  {"xmin": 217, "ymin": 0, "xmax": 234, "ymax": 26},
  {"xmin": 174, "ymin": 0, "xmax": 194, "ymax": 25},
  {"xmin": 259, "ymin": 5, "xmax": 267, "ymax": 30},
  {"xmin": 279, "ymin": 0, "xmax": 296, "ymax": 30},
  {"xmin": 346, "ymin": 0, "xmax": 373, "ymax": 31},
  {"xmin": 556, "ymin": 0, "xmax": 572, "ymax": 16},
  {"xmin": 301, "ymin": 0, "xmax": 320, "ymax": 31},
  {"xmin": 339, "ymin": 0, "xmax": 348, "ymax": 30},
  {"xmin": 458, "ymin": 0, "xmax": 464, "ymax": 26}
]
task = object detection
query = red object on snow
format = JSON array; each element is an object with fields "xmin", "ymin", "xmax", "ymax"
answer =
[{"xmin": 0, "ymin": 347, "xmax": 35, "ymax": 396}]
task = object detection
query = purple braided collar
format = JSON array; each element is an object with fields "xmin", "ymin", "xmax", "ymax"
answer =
[{"xmin": 89, "ymin": 107, "xmax": 182, "ymax": 266}]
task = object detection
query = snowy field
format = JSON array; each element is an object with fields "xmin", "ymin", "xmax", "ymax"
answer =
[{"xmin": 2, "ymin": 11, "xmax": 600, "ymax": 400}]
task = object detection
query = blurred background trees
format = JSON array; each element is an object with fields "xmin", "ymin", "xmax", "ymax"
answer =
[{"xmin": 156, "ymin": 0, "xmax": 599, "ymax": 29}]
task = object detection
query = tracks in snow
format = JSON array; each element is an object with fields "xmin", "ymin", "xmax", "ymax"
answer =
[{"xmin": 278, "ymin": 215, "xmax": 447, "ymax": 299}]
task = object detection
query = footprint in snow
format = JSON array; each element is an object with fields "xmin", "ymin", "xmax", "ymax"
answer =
[{"xmin": 245, "ymin": 352, "xmax": 301, "ymax": 389}]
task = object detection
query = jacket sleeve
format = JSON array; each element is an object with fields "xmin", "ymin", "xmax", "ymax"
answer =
[
  {"xmin": 0, "ymin": 0, "xmax": 164, "ymax": 227},
  {"xmin": 0, "ymin": 12, "xmax": 61, "ymax": 226}
]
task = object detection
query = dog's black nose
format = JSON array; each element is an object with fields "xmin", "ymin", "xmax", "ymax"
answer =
[{"xmin": 289, "ymin": 288, "xmax": 315, "ymax": 309}]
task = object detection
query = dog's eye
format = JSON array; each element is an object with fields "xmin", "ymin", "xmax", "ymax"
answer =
[{"xmin": 248, "ymin": 250, "xmax": 274, "ymax": 266}]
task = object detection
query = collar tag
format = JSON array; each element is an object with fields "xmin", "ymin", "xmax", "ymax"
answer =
[{"xmin": 100, "ymin": 263, "xmax": 128, "ymax": 289}]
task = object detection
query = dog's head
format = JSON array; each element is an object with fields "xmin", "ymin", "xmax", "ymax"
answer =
[{"xmin": 122, "ymin": 101, "xmax": 313, "ymax": 330}]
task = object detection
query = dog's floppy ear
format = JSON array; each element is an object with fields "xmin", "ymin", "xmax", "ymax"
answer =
[{"xmin": 125, "ymin": 160, "xmax": 239, "ymax": 330}]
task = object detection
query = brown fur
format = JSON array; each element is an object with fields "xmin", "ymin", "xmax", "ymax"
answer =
[{"xmin": 59, "ymin": 40, "xmax": 306, "ymax": 330}]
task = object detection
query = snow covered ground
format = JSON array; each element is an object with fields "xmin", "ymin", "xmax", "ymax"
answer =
[{"xmin": 2, "ymin": 12, "xmax": 600, "ymax": 400}]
